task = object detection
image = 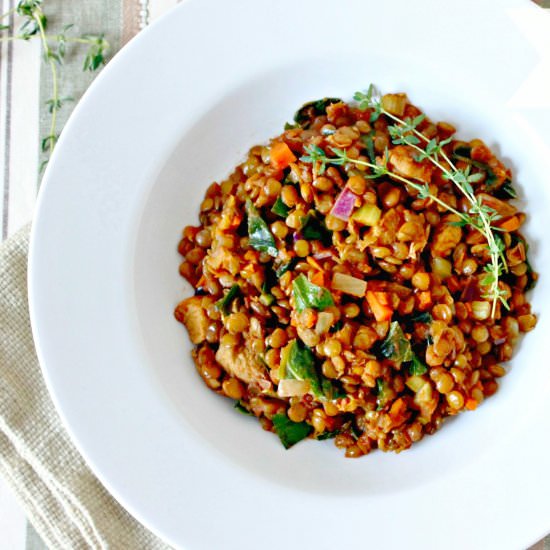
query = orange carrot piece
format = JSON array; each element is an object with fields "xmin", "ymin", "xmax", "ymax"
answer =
[
  {"xmin": 270, "ymin": 142, "xmax": 296, "ymax": 170},
  {"xmin": 306, "ymin": 256, "xmax": 324, "ymax": 271},
  {"xmin": 366, "ymin": 291, "xmax": 393, "ymax": 322},
  {"xmin": 310, "ymin": 271, "xmax": 325, "ymax": 287},
  {"xmin": 498, "ymin": 216, "xmax": 520, "ymax": 232}
]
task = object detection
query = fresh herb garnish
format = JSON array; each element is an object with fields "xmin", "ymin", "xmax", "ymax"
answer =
[
  {"xmin": 271, "ymin": 196, "xmax": 290, "ymax": 218},
  {"xmin": 375, "ymin": 378, "xmax": 391, "ymax": 410},
  {"xmin": 380, "ymin": 321, "xmax": 413, "ymax": 366},
  {"xmin": 494, "ymin": 179, "xmax": 517, "ymax": 200},
  {"xmin": 292, "ymin": 273, "xmax": 334, "ymax": 312},
  {"xmin": 272, "ymin": 413, "xmax": 313, "ymax": 449},
  {"xmin": 215, "ymin": 284, "xmax": 240, "ymax": 315},
  {"xmin": 0, "ymin": 0, "xmax": 109, "ymax": 171},
  {"xmin": 301, "ymin": 85, "xmax": 509, "ymax": 317},
  {"xmin": 246, "ymin": 200, "xmax": 278, "ymax": 257},
  {"xmin": 360, "ymin": 133, "xmax": 376, "ymax": 163}
]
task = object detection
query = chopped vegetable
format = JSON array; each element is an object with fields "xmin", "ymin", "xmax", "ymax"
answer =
[
  {"xmin": 246, "ymin": 200, "xmax": 278, "ymax": 257},
  {"xmin": 380, "ymin": 321, "xmax": 413, "ymax": 366},
  {"xmin": 292, "ymin": 273, "xmax": 334, "ymax": 312},
  {"xmin": 271, "ymin": 196, "xmax": 290, "ymax": 218},
  {"xmin": 360, "ymin": 133, "xmax": 376, "ymax": 163},
  {"xmin": 408, "ymin": 353, "xmax": 428, "ymax": 375},
  {"xmin": 275, "ymin": 257, "xmax": 298, "ymax": 278},
  {"xmin": 315, "ymin": 311, "xmax": 334, "ymax": 334},
  {"xmin": 495, "ymin": 179, "xmax": 517, "ymax": 199},
  {"xmin": 277, "ymin": 379, "xmax": 311, "ymax": 398},
  {"xmin": 405, "ymin": 375, "xmax": 426, "ymax": 393},
  {"xmin": 301, "ymin": 213, "xmax": 332, "ymax": 245},
  {"xmin": 310, "ymin": 271, "xmax": 325, "ymax": 287},
  {"xmin": 329, "ymin": 187, "xmax": 358, "ymax": 221},
  {"xmin": 381, "ymin": 93, "xmax": 407, "ymax": 116},
  {"xmin": 375, "ymin": 378, "xmax": 393, "ymax": 410},
  {"xmin": 331, "ymin": 272, "xmax": 367, "ymax": 297},
  {"xmin": 498, "ymin": 216, "xmax": 520, "ymax": 232},
  {"xmin": 270, "ymin": 141, "xmax": 297, "ymax": 170},
  {"xmin": 215, "ymin": 284, "xmax": 240, "ymax": 315},
  {"xmin": 366, "ymin": 290, "xmax": 393, "ymax": 322},
  {"xmin": 280, "ymin": 339, "xmax": 323, "ymax": 397},
  {"xmin": 352, "ymin": 203, "xmax": 381, "ymax": 226},
  {"xmin": 410, "ymin": 312, "xmax": 433, "ymax": 324},
  {"xmin": 234, "ymin": 401, "xmax": 252, "ymax": 415},
  {"xmin": 272, "ymin": 413, "xmax": 313, "ymax": 449}
]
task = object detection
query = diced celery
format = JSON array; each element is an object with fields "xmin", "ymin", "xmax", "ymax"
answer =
[
  {"xmin": 406, "ymin": 375, "xmax": 427, "ymax": 393},
  {"xmin": 352, "ymin": 203, "xmax": 381, "ymax": 226}
]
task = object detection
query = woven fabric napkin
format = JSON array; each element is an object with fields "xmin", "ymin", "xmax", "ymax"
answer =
[{"xmin": 0, "ymin": 225, "xmax": 170, "ymax": 549}]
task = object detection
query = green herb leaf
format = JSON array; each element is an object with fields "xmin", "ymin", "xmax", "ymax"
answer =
[
  {"xmin": 380, "ymin": 321, "xmax": 413, "ymax": 366},
  {"xmin": 375, "ymin": 378, "xmax": 391, "ymax": 410},
  {"xmin": 271, "ymin": 196, "xmax": 290, "ymax": 218},
  {"xmin": 272, "ymin": 413, "xmax": 312, "ymax": 449},
  {"xmin": 246, "ymin": 200, "xmax": 278, "ymax": 257},
  {"xmin": 408, "ymin": 353, "xmax": 428, "ymax": 375},
  {"xmin": 283, "ymin": 339, "xmax": 323, "ymax": 397},
  {"xmin": 292, "ymin": 273, "xmax": 334, "ymax": 312},
  {"xmin": 410, "ymin": 312, "xmax": 433, "ymax": 324},
  {"xmin": 360, "ymin": 133, "xmax": 376, "ymax": 163},
  {"xmin": 215, "ymin": 284, "xmax": 240, "ymax": 315}
]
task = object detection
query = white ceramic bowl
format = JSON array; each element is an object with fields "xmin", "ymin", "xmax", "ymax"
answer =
[{"xmin": 29, "ymin": 0, "xmax": 550, "ymax": 548}]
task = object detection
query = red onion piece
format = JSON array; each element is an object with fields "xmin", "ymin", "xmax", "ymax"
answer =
[{"xmin": 329, "ymin": 187, "xmax": 358, "ymax": 221}]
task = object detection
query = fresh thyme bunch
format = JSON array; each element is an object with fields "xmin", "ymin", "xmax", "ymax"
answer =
[
  {"xmin": 302, "ymin": 85, "xmax": 510, "ymax": 317},
  {"xmin": 0, "ymin": 0, "xmax": 109, "ymax": 169}
]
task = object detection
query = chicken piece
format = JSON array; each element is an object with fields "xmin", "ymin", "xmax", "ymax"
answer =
[
  {"xmin": 389, "ymin": 145, "xmax": 433, "ymax": 183},
  {"xmin": 432, "ymin": 218, "xmax": 462, "ymax": 257},
  {"xmin": 174, "ymin": 296, "xmax": 208, "ymax": 344},
  {"xmin": 215, "ymin": 345, "xmax": 270, "ymax": 390}
]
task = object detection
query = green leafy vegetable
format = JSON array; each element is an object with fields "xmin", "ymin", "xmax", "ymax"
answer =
[
  {"xmin": 494, "ymin": 179, "xmax": 517, "ymax": 200},
  {"xmin": 408, "ymin": 353, "xmax": 428, "ymax": 376},
  {"xmin": 316, "ymin": 430, "xmax": 340, "ymax": 440},
  {"xmin": 215, "ymin": 284, "xmax": 240, "ymax": 315},
  {"xmin": 275, "ymin": 257, "xmax": 298, "ymax": 278},
  {"xmin": 271, "ymin": 196, "xmax": 290, "ymax": 218},
  {"xmin": 281, "ymin": 340, "xmax": 342, "ymax": 400},
  {"xmin": 410, "ymin": 312, "xmax": 433, "ymax": 324},
  {"xmin": 292, "ymin": 274, "xmax": 334, "ymax": 312},
  {"xmin": 234, "ymin": 401, "xmax": 252, "ymax": 415},
  {"xmin": 380, "ymin": 321, "xmax": 413, "ymax": 366},
  {"xmin": 360, "ymin": 133, "xmax": 376, "ymax": 163},
  {"xmin": 283, "ymin": 340, "xmax": 323, "ymax": 397},
  {"xmin": 272, "ymin": 413, "xmax": 313, "ymax": 449},
  {"xmin": 453, "ymin": 144, "xmax": 471, "ymax": 158},
  {"xmin": 246, "ymin": 200, "xmax": 278, "ymax": 257},
  {"xmin": 294, "ymin": 97, "xmax": 342, "ymax": 127},
  {"xmin": 300, "ymin": 213, "xmax": 332, "ymax": 245}
]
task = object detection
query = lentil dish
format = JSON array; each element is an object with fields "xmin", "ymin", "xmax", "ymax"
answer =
[{"xmin": 175, "ymin": 89, "xmax": 537, "ymax": 457}]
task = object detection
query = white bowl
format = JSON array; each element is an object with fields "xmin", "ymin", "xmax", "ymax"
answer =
[{"xmin": 29, "ymin": 0, "xmax": 550, "ymax": 548}]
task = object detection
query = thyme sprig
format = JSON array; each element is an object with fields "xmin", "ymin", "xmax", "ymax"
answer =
[
  {"xmin": 0, "ymin": 0, "xmax": 109, "ymax": 170},
  {"xmin": 302, "ymin": 86, "xmax": 510, "ymax": 317}
]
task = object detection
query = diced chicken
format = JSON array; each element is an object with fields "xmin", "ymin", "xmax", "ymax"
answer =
[
  {"xmin": 389, "ymin": 145, "xmax": 433, "ymax": 183},
  {"xmin": 215, "ymin": 345, "xmax": 270, "ymax": 390},
  {"xmin": 432, "ymin": 219, "xmax": 462, "ymax": 257},
  {"xmin": 174, "ymin": 296, "xmax": 208, "ymax": 344}
]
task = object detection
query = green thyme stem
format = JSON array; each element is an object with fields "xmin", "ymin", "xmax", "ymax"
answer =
[
  {"xmin": 33, "ymin": 8, "xmax": 58, "ymax": 158},
  {"xmin": 0, "ymin": 34, "xmax": 101, "ymax": 44}
]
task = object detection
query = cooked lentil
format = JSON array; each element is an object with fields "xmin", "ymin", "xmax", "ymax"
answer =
[{"xmin": 174, "ymin": 91, "xmax": 538, "ymax": 457}]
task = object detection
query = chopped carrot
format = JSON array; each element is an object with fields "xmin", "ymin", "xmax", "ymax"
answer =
[
  {"xmin": 366, "ymin": 291, "xmax": 393, "ymax": 322},
  {"xmin": 498, "ymin": 216, "xmax": 520, "ymax": 232},
  {"xmin": 270, "ymin": 141, "xmax": 296, "ymax": 170},
  {"xmin": 306, "ymin": 256, "xmax": 324, "ymax": 271},
  {"xmin": 465, "ymin": 398, "xmax": 478, "ymax": 411},
  {"xmin": 310, "ymin": 271, "xmax": 325, "ymax": 287},
  {"xmin": 229, "ymin": 214, "xmax": 243, "ymax": 229},
  {"xmin": 417, "ymin": 291, "xmax": 432, "ymax": 310}
]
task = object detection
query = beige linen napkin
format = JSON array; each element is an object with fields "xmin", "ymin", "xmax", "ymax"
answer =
[{"xmin": 0, "ymin": 224, "xmax": 169, "ymax": 549}]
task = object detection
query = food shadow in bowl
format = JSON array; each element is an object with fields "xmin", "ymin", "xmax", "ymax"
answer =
[{"xmin": 132, "ymin": 58, "xmax": 545, "ymax": 497}]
